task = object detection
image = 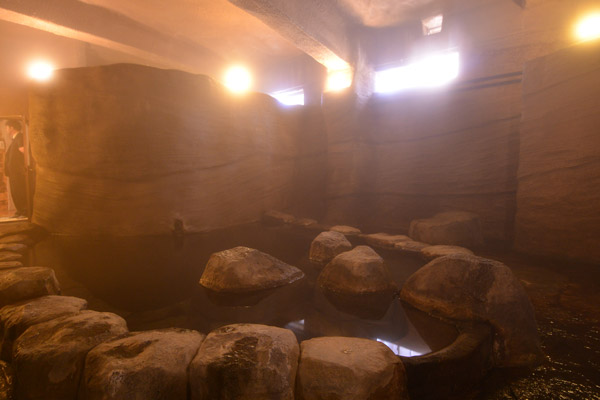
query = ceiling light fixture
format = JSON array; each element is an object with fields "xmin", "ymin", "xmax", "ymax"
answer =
[
  {"xmin": 575, "ymin": 13, "xmax": 600, "ymax": 42},
  {"xmin": 224, "ymin": 65, "xmax": 252, "ymax": 94},
  {"xmin": 27, "ymin": 60, "xmax": 54, "ymax": 82}
]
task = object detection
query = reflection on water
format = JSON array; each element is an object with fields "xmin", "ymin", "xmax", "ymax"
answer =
[{"xmin": 32, "ymin": 223, "xmax": 457, "ymax": 357}]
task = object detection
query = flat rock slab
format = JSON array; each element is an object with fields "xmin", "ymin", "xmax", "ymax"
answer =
[
  {"xmin": 0, "ymin": 252, "xmax": 22, "ymax": 263},
  {"xmin": 13, "ymin": 310, "xmax": 128, "ymax": 400},
  {"xmin": 0, "ymin": 234, "xmax": 32, "ymax": 246},
  {"xmin": 0, "ymin": 244, "xmax": 28, "ymax": 254},
  {"xmin": 362, "ymin": 233, "xmax": 411, "ymax": 249},
  {"xmin": 421, "ymin": 245, "xmax": 474, "ymax": 261},
  {"xmin": 400, "ymin": 254, "xmax": 543, "ymax": 368},
  {"xmin": 309, "ymin": 231, "xmax": 352, "ymax": 265},
  {"xmin": 409, "ymin": 211, "xmax": 483, "ymax": 247},
  {"xmin": 262, "ymin": 210, "xmax": 296, "ymax": 226},
  {"xmin": 0, "ymin": 222, "xmax": 36, "ymax": 239},
  {"xmin": 297, "ymin": 336, "xmax": 409, "ymax": 400},
  {"xmin": 394, "ymin": 240, "xmax": 430, "ymax": 254},
  {"xmin": 82, "ymin": 329, "xmax": 205, "ymax": 400},
  {"xmin": 0, "ymin": 262, "xmax": 23, "ymax": 271},
  {"xmin": 0, "ymin": 267, "xmax": 60, "ymax": 307},
  {"xmin": 199, "ymin": 247, "xmax": 304, "ymax": 293},
  {"xmin": 190, "ymin": 323, "xmax": 299, "ymax": 400},
  {"xmin": 317, "ymin": 246, "xmax": 396, "ymax": 318},
  {"xmin": 0, "ymin": 295, "xmax": 88, "ymax": 361},
  {"xmin": 329, "ymin": 225, "xmax": 362, "ymax": 237}
]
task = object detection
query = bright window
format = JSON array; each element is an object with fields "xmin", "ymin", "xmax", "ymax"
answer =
[
  {"xmin": 270, "ymin": 87, "xmax": 305, "ymax": 106},
  {"xmin": 422, "ymin": 14, "xmax": 444, "ymax": 36},
  {"xmin": 374, "ymin": 52, "xmax": 459, "ymax": 94}
]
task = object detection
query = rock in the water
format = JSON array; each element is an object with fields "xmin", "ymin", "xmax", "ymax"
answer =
[
  {"xmin": 394, "ymin": 240, "xmax": 429, "ymax": 254},
  {"xmin": 262, "ymin": 210, "xmax": 296, "ymax": 226},
  {"xmin": 0, "ymin": 360, "xmax": 14, "ymax": 400},
  {"xmin": 400, "ymin": 254, "xmax": 543, "ymax": 367},
  {"xmin": 296, "ymin": 336, "xmax": 409, "ymax": 400},
  {"xmin": 421, "ymin": 245, "xmax": 474, "ymax": 261},
  {"xmin": 81, "ymin": 329, "xmax": 205, "ymax": 400},
  {"xmin": 199, "ymin": 247, "xmax": 304, "ymax": 293},
  {"xmin": 0, "ymin": 267, "xmax": 60, "ymax": 307},
  {"xmin": 13, "ymin": 310, "xmax": 128, "ymax": 400},
  {"xmin": 317, "ymin": 246, "xmax": 396, "ymax": 318},
  {"xmin": 0, "ymin": 253, "xmax": 22, "ymax": 263},
  {"xmin": 362, "ymin": 233, "xmax": 411, "ymax": 249},
  {"xmin": 189, "ymin": 323, "xmax": 299, "ymax": 400},
  {"xmin": 329, "ymin": 225, "xmax": 361, "ymax": 237},
  {"xmin": 0, "ymin": 262, "xmax": 23, "ymax": 271},
  {"xmin": 409, "ymin": 211, "xmax": 484, "ymax": 247},
  {"xmin": 0, "ymin": 244, "xmax": 28, "ymax": 254},
  {"xmin": 309, "ymin": 231, "xmax": 352, "ymax": 265},
  {"xmin": 0, "ymin": 295, "xmax": 88, "ymax": 361}
]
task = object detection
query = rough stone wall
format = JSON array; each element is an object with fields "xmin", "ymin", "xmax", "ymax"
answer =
[
  {"xmin": 29, "ymin": 64, "xmax": 327, "ymax": 236},
  {"xmin": 515, "ymin": 42, "xmax": 600, "ymax": 264},
  {"xmin": 323, "ymin": 82, "xmax": 521, "ymax": 243}
]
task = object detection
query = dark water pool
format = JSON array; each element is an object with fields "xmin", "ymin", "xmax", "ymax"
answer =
[{"xmin": 32, "ymin": 223, "xmax": 457, "ymax": 357}]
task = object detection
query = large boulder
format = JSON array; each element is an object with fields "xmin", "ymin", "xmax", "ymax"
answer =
[
  {"xmin": 296, "ymin": 336, "xmax": 409, "ymax": 400},
  {"xmin": 0, "ymin": 267, "xmax": 60, "ymax": 307},
  {"xmin": 189, "ymin": 323, "xmax": 299, "ymax": 400},
  {"xmin": 199, "ymin": 247, "xmax": 304, "ymax": 294},
  {"xmin": 400, "ymin": 254, "xmax": 543, "ymax": 367},
  {"xmin": 409, "ymin": 211, "xmax": 484, "ymax": 247},
  {"xmin": 309, "ymin": 231, "xmax": 352, "ymax": 266},
  {"xmin": 317, "ymin": 246, "xmax": 396, "ymax": 318},
  {"xmin": 81, "ymin": 329, "xmax": 205, "ymax": 400},
  {"xmin": 13, "ymin": 310, "xmax": 128, "ymax": 400},
  {"xmin": 0, "ymin": 295, "xmax": 88, "ymax": 361}
]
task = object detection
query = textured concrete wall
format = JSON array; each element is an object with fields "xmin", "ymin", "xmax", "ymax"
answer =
[
  {"xmin": 29, "ymin": 64, "xmax": 327, "ymax": 235},
  {"xmin": 323, "ymin": 80, "xmax": 521, "ymax": 243},
  {"xmin": 515, "ymin": 42, "xmax": 600, "ymax": 263}
]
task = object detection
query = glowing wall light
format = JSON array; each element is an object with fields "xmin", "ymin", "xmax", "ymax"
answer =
[
  {"xmin": 374, "ymin": 52, "xmax": 459, "ymax": 94},
  {"xmin": 27, "ymin": 60, "xmax": 54, "ymax": 82},
  {"xmin": 224, "ymin": 65, "xmax": 252, "ymax": 94},
  {"xmin": 575, "ymin": 13, "xmax": 600, "ymax": 42},
  {"xmin": 325, "ymin": 67, "xmax": 353, "ymax": 92}
]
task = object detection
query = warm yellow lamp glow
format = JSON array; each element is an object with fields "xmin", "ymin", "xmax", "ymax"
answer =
[
  {"xmin": 325, "ymin": 67, "xmax": 353, "ymax": 92},
  {"xmin": 27, "ymin": 60, "xmax": 54, "ymax": 82},
  {"xmin": 224, "ymin": 66, "xmax": 252, "ymax": 93},
  {"xmin": 575, "ymin": 13, "xmax": 600, "ymax": 41}
]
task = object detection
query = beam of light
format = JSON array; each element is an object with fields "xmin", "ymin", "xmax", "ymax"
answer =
[
  {"xmin": 422, "ymin": 14, "xmax": 444, "ymax": 36},
  {"xmin": 376, "ymin": 338, "xmax": 424, "ymax": 357},
  {"xmin": 270, "ymin": 87, "xmax": 305, "ymax": 106},
  {"xmin": 575, "ymin": 13, "xmax": 600, "ymax": 42},
  {"xmin": 374, "ymin": 52, "xmax": 459, "ymax": 94},
  {"xmin": 224, "ymin": 65, "xmax": 252, "ymax": 94},
  {"xmin": 27, "ymin": 60, "xmax": 54, "ymax": 82},
  {"xmin": 325, "ymin": 67, "xmax": 353, "ymax": 92}
]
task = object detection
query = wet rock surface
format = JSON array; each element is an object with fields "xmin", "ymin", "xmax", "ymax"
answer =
[
  {"xmin": 0, "ymin": 244, "xmax": 28, "ymax": 254},
  {"xmin": 0, "ymin": 360, "xmax": 13, "ymax": 400},
  {"xmin": 13, "ymin": 310, "xmax": 128, "ymax": 400},
  {"xmin": 317, "ymin": 246, "xmax": 396, "ymax": 318},
  {"xmin": 296, "ymin": 336, "xmax": 409, "ymax": 400},
  {"xmin": 0, "ymin": 262, "xmax": 23, "ymax": 271},
  {"xmin": 309, "ymin": 231, "xmax": 352, "ymax": 265},
  {"xmin": 409, "ymin": 211, "xmax": 484, "ymax": 248},
  {"xmin": 0, "ymin": 295, "xmax": 88, "ymax": 361},
  {"xmin": 200, "ymin": 246, "xmax": 304, "ymax": 294},
  {"xmin": 189, "ymin": 323, "xmax": 299, "ymax": 400},
  {"xmin": 81, "ymin": 328, "xmax": 205, "ymax": 400},
  {"xmin": 0, "ymin": 253, "xmax": 21, "ymax": 263},
  {"xmin": 401, "ymin": 254, "xmax": 543, "ymax": 368},
  {"xmin": 0, "ymin": 267, "xmax": 60, "ymax": 307},
  {"xmin": 394, "ymin": 240, "xmax": 429, "ymax": 254},
  {"xmin": 329, "ymin": 225, "xmax": 361, "ymax": 237}
]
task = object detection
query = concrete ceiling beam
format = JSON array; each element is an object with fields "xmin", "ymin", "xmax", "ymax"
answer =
[
  {"xmin": 229, "ymin": 0, "xmax": 356, "ymax": 70},
  {"xmin": 0, "ymin": 0, "xmax": 225, "ymax": 75}
]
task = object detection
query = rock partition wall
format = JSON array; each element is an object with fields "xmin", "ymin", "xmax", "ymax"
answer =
[
  {"xmin": 323, "ymin": 80, "xmax": 521, "ymax": 243},
  {"xmin": 29, "ymin": 64, "xmax": 327, "ymax": 236},
  {"xmin": 515, "ymin": 43, "xmax": 600, "ymax": 263}
]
